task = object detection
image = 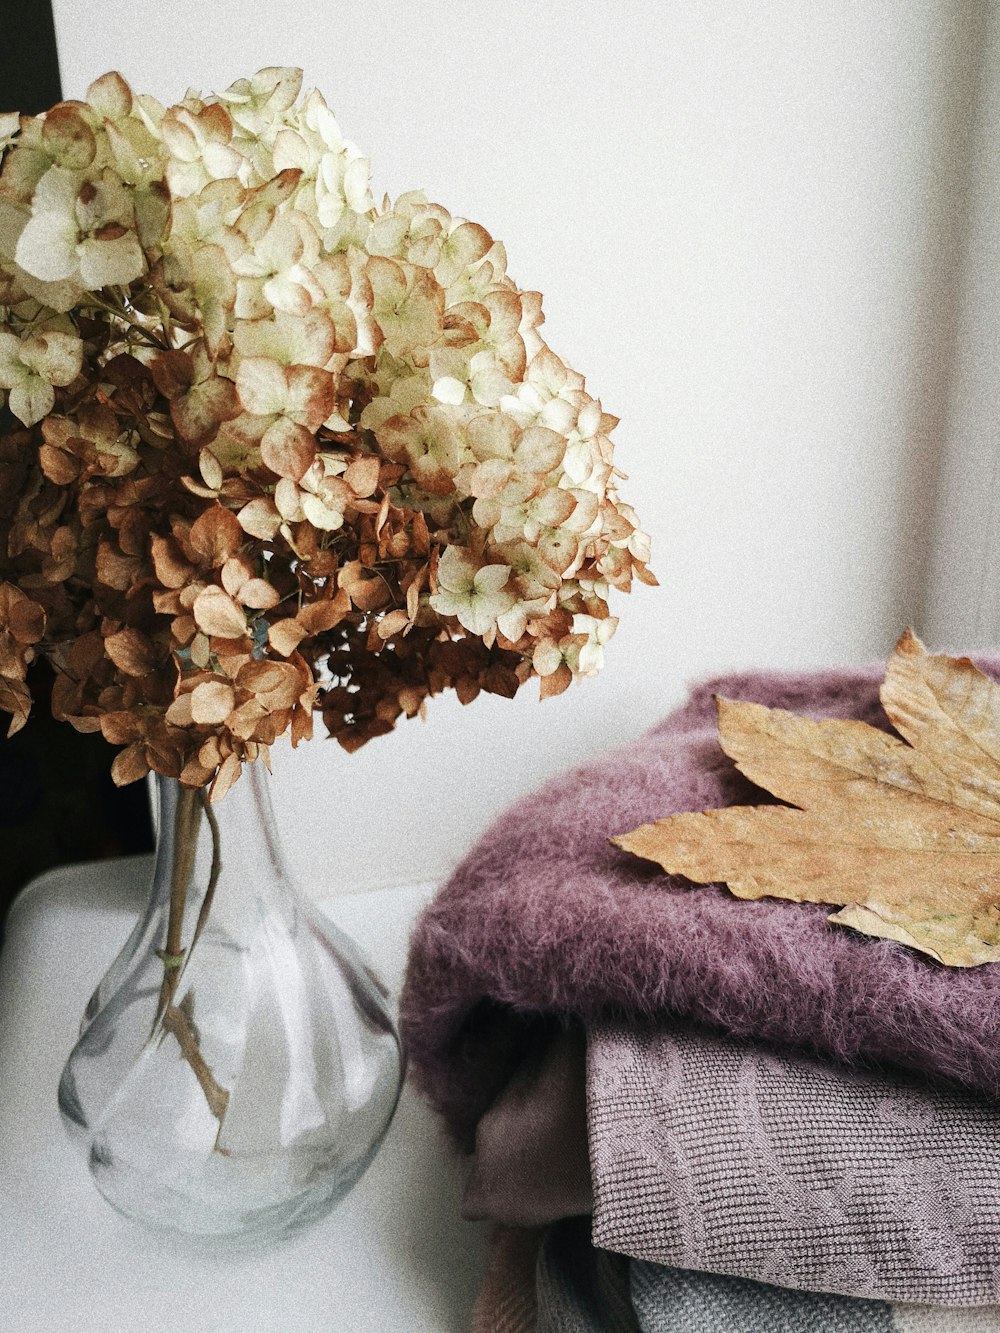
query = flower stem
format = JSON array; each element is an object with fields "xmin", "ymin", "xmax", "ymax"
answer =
[
  {"xmin": 162, "ymin": 1002, "xmax": 231, "ymax": 1153},
  {"xmin": 151, "ymin": 785, "xmax": 198, "ymax": 1029},
  {"xmin": 150, "ymin": 784, "xmax": 230, "ymax": 1148},
  {"xmin": 81, "ymin": 292, "xmax": 169, "ymax": 350}
]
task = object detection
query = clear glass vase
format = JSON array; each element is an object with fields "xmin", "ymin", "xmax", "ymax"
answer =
[{"xmin": 57, "ymin": 763, "xmax": 403, "ymax": 1248}]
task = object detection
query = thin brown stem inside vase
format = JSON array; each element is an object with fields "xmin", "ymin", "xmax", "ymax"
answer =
[{"xmin": 150, "ymin": 784, "xmax": 230, "ymax": 1148}]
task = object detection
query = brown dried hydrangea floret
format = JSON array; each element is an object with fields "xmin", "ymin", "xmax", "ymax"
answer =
[{"xmin": 0, "ymin": 69, "xmax": 654, "ymax": 798}]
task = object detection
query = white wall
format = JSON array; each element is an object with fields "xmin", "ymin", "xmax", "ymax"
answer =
[{"xmin": 51, "ymin": 1, "xmax": 988, "ymax": 893}]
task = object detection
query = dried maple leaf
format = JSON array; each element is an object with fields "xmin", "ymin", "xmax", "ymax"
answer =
[{"xmin": 612, "ymin": 630, "xmax": 1000, "ymax": 968}]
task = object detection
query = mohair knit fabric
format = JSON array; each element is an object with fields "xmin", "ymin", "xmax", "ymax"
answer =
[{"xmin": 400, "ymin": 661, "xmax": 1000, "ymax": 1147}]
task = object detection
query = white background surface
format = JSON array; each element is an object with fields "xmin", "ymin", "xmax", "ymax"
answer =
[
  {"xmin": 46, "ymin": 1, "xmax": 1000, "ymax": 891},
  {"xmin": 0, "ymin": 861, "xmax": 488, "ymax": 1331}
]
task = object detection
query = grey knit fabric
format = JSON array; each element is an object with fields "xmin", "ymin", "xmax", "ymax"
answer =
[
  {"xmin": 892, "ymin": 1308, "xmax": 1000, "ymax": 1331},
  {"xmin": 631, "ymin": 1259, "xmax": 894, "ymax": 1333},
  {"xmin": 630, "ymin": 1265, "xmax": 1000, "ymax": 1333},
  {"xmin": 588, "ymin": 1023, "xmax": 1000, "ymax": 1305}
]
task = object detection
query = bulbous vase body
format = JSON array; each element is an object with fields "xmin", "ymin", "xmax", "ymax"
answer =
[{"xmin": 58, "ymin": 764, "xmax": 403, "ymax": 1248}]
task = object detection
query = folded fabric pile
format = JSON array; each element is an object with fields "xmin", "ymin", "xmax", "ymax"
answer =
[{"xmin": 400, "ymin": 664, "xmax": 1000, "ymax": 1331}]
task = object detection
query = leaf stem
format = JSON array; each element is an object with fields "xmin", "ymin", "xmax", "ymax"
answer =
[{"xmin": 81, "ymin": 292, "xmax": 169, "ymax": 350}]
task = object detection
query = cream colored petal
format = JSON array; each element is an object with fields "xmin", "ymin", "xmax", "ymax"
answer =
[
  {"xmin": 15, "ymin": 209, "xmax": 79, "ymax": 282},
  {"xmin": 78, "ymin": 232, "xmax": 145, "ymax": 290},
  {"xmin": 434, "ymin": 544, "xmax": 477, "ymax": 593},
  {"xmin": 532, "ymin": 640, "xmax": 564, "ymax": 676},
  {"xmin": 301, "ymin": 491, "xmax": 345, "ymax": 531},
  {"xmin": 0, "ymin": 329, "xmax": 24, "ymax": 386},
  {"xmin": 9, "ymin": 376, "xmax": 54, "ymax": 426},
  {"xmin": 343, "ymin": 154, "xmax": 373, "ymax": 212},
  {"xmin": 431, "ymin": 375, "xmax": 466, "ymax": 406},
  {"xmin": 236, "ymin": 356, "xmax": 288, "ymax": 416},
  {"xmin": 19, "ymin": 330, "xmax": 82, "ymax": 386},
  {"xmin": 473, "ymin": 563, "xmax": 512, "ymax": 595}
]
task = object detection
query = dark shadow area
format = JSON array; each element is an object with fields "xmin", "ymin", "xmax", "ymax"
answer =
[
  {"xmin": 0, "ymin": 6, "xmax": 155, "ymax": 935},
  {"xmin": 0, "ymin": 0, "xmax": 62, "ymax": 115},
  {"xmin": 0, "ymin": 664, "xmax": 155, "ymax": 930}
]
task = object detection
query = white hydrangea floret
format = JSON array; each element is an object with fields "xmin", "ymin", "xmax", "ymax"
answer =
[
  {"xmin": 299, "ymin": 454, "xmax": 351, "ymax": 531},
  {"xmin": 14, "ymin": 166, "xmax": 145, "ymax": 306},
  {"xmin": 273, "ymin": 89, "xmax": 373, "ymax": 229},
  {"xmin": 570, "ymin": 613, "xmax": 618, "ymax": 675},
  {"xmin": 430, "ymin": 547, "xmax": 516, "ymax": 638},
  {"xmin": 0, "ymin": 323, "xmax": 83, "ymax": 425}
]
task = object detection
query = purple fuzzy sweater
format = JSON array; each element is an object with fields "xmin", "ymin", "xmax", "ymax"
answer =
[{"xmin": 400, "ymin": 663, "xmax": 1000, "ymax": 1147}]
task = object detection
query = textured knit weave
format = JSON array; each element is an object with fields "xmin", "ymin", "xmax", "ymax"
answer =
[
  {"xmin": 893, "ymin": 1309, "xmax": 1000, "ymax": 1331},
  {"xmin": 630, "ymin": 1263, "xmax": 1000, "ymax": 1333},
  {"xmin": 630, "ymin": 1261, "xmax": 893, "ymax": 1332},
  {"xmin": 588, "ymin": 1023, "xmax": 1000, "ymax": 1305},
  {"xmin": 401, "ymin": 662, "xmax": 1000, "ymax": 1149}
]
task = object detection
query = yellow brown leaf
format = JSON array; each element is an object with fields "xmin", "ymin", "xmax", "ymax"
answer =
[{"xmin": 612, "ymin": 630, "xmax": 1000, "ymax": 968}]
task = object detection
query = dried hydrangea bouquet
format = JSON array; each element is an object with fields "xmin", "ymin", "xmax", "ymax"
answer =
[{"xmin": 0, "ymin": 67, "xmax": 652, "ymax": 1244}]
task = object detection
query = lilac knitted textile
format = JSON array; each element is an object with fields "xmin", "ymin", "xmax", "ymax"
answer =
[
  {"xmin": 400, "ymin": 663, "xmax": 1000, "ymax": 1146},
  {"xmin": 588, "ymin": 1022, "xmax": 1000, "ymax": 1304}
]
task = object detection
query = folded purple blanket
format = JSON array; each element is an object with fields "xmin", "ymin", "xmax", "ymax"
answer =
[
  {"xmin": 401, "ymin": 663, "xmax": 1000, "ymax": 1146},
  {"xmin": 463, "ymin": 1019, "xmax": 1000, "ymax": 1307}
]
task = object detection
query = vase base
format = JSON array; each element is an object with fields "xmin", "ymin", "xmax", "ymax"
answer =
[{"xmin": 81, "ymin": 1134, "xmax": 384, "ymax": 1251}]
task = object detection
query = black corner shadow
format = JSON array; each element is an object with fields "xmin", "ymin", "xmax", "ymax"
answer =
[{"xmin": 1, "ymin": 0, "xmax": 62, "ymax": 114}]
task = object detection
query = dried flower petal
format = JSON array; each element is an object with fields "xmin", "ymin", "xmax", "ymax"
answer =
[
  {"xmin": 268, "ymin": 619, "xmax": 308, "ymax": 656},
  {"xmin": 112, "ymin": 742, "xmax": 151, "ymax": 786},
  {"xmin": 190, "ymin": 679, "xmax": 236, "ymax": 724},
  {"xmin": 237, "ymin": 498, "xmax": 282, "ymax": 539},
  {"xmin": 193, "ymin": 586, "xmax": 248, "ymax": 639},
  {"xmin": 240, "ymin": 578, "xmax": 281, "ymax": 610},
  {"xmin": 260, "ymin": 417, "xmax": 316, "ymax": 480},
  {"xmin": 104, "ymin": 628, "xmax": 157, "ymax": 677},
  {"xmin": 209, "ymin": 750, "xmax": 242, "ymax": 801}
]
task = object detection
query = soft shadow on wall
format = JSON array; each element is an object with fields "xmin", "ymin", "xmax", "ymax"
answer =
[{"xmin": 0, "ymin": 4, "xmax": 154, "ymax": 926}]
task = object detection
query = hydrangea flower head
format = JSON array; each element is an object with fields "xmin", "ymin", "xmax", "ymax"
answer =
[{"xmin": 0, "ymin": 69, "xmax": 654, "ymax": 796}]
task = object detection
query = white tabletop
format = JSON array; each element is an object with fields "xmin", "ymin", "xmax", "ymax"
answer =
[{"xmin": 0, "ymin": 857, "xmax": 489, "ymax": 1331}]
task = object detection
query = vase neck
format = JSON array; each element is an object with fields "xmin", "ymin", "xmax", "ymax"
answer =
[{"xmin": 151, "ymin": 764, "xmax": 293, "ymax": 921}]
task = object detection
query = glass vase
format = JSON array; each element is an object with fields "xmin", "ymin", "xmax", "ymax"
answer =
[{"xmin": 57, "ymin": 762, "xmax": 403, "ymax": 1248}]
